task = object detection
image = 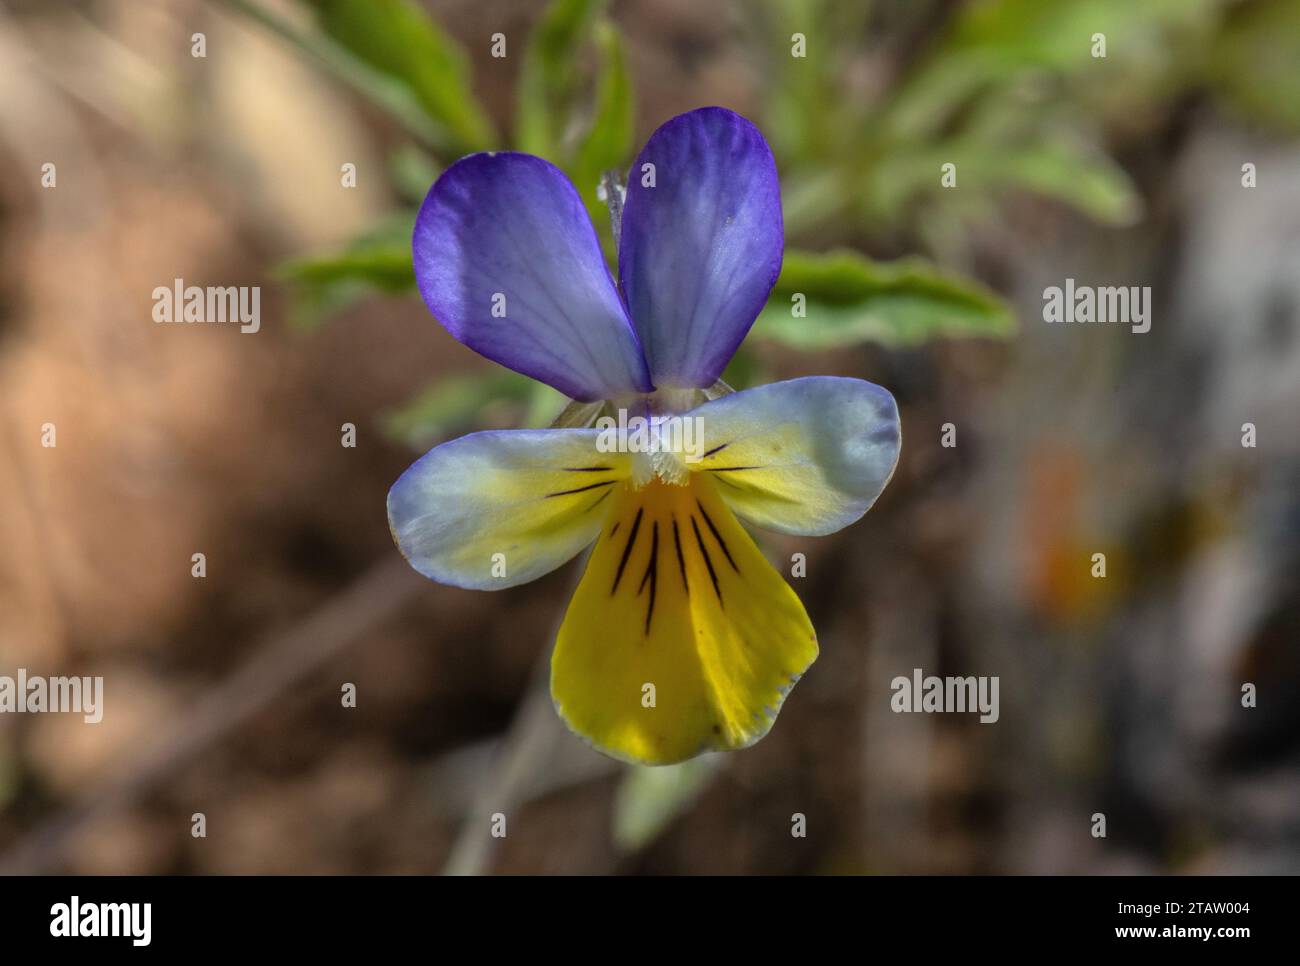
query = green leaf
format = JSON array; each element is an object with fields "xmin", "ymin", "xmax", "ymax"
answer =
[
  {"xmin": 306, "ymin": 0, "xmax": 496, "ymax": 153},
  {"xmin": 571, "ymin": 20, "xmax": 634, "ymax": 183},
  {"xmin": 986, "ymin": 141, "xmax": 1142, "ymax": 225},
  {"xmin": 381, "ymin": 371, "xmax": 549, "ymax": 450},
  {"xmin": 943, "ymin": 0, "xmax": 1217, "ymax": 72},
  {"xmin": 516, "ymin": 0, "xmax": 605, "ymax": 156},
  {"xmin": 753, "ymin": 249, "xmax": 1016, "ymax": 349},
  {"xmin": 570, "ymin": 20, "xmax": 635, "ymax": 250},
  {"xmin": 612, "ymin": 757, "xmax": 720, "ymax": 853},
  {"xmin": 888, "ymin": 0, "xmax": 1220, "ymax": 141},
  {"xmin": 279, "ymin": 244, "xmax": 414, "ymax": 293},
  {"xmin": 276, "ymin": 214, "xmax": 416, "ymax": 329},
  {"xmin": 870, "ymin": 137, "xmax": 1142, "ymax": 228}
]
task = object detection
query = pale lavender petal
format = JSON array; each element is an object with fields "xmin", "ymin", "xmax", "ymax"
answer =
[
  {"xmin": 691, "ymin": 376, "xmax": 900, "ymax": 536},
  {"xmin": 388, "ymin": 427, "xmax": 630, "ymax": 590}
]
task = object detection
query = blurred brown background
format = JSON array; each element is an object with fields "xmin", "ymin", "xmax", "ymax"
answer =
[{"xmin": 1, "ymin": 0, "xmax": 1298, "ymax": 874}]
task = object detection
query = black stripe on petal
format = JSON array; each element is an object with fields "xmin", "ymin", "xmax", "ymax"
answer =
[
  {"xmin": 691, "ymin": 515, "xmax": 722, "ymax": 605},
  {"xmin": 546, "ymin": 479, "xmax": 616, "ymax": 498},
  {"xmin": 583, "ymin": 488, "xmax": 612, "ymax": 514},
  {"xmin": 696, "ymin": 500, "xmax": 739, "ymax": 572},
  {"xmin": 671, "ymin": 516, "xmax": 689, "ymax": 596},
  {"xmin": 639, "ymin": 522, "xmax": 659, "ymax": 635},
  {"xmin": 611, "ymin": 508, "xmax": 643, "ymax": 594}
]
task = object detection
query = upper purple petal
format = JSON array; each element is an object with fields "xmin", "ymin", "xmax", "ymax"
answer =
[
  {"xmin": 619, "ymin": 108, "xmax": 783, "ymax": 389},
  {"xmin": 413, "ymin": 152, "xmax": 652, "ymax": 402}
]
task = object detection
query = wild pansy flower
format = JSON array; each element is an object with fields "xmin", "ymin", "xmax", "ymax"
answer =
[{"xmin": 389, "ymin": 107, "xmax": 901, "ymax": 765}]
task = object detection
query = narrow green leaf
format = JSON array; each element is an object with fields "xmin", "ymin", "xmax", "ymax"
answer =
[
  {"xmin": 943, "ymin": 0, "xmax": 1217, "ymax": 72},
  {"xmin": 888, "ymin": 0, "xmax": 1220, "ymax": 141},
  {"xmin": 754, "ymin": 249, "xmax": 1016, "ymax": 349},
  {"xmin": 571, "ymin": 20, "xmax": 634, "ymax": 181},
  {"xmin": 306, "ymin": 0, "xmax": 496, "ymax": 153},
  {"xmin": 276, "ymin": 215, "xmax": 417, "ymax": 329},
  {"xmin": 220, "ymin": 0, "xmax": 446, "ymax": 146},
  {"xmin": 988, "ymin": 142, "xmax": 1142, "ymax": 226},
  {"xmin": 570, "ymin": 19, "xmax": 635, "ymax": 249},
  {"xmin": 279, "ymin": 245, "xmax": 414, "ymax": 290},
  {"xmin": 871, "ymin": 138, "xmax": 1142, "ymax": 228},
  {"xmin": 516, "ymin": 0, "xmax": 605, "ymax": 156}
]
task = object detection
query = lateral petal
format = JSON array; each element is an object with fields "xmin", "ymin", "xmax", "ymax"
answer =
[
  {"xmin": 388, "ymin": 428, "xmax": 630, "ymax": 590},
  {"xmin": 691, "ymin": 376, "xmax": 901, "ymax": 536}
]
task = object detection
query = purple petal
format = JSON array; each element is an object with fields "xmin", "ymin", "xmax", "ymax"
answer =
[
  {"xmin": 413, "ymin": 152, "xmax": 652, "ymax": 401},
  {"xmin": 619, "ymin": 108, "xmax": 783, "ymax": 389}
]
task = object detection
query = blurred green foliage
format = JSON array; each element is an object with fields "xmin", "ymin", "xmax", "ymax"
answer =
[
  {"xmin": 755, "ymin": 249, "xmax": 1014, "ymax": 348},
  {"xmin": 757, "ymin": 0, "xmax": 1219, "ymax": 247},
  {"xmin": 243, "ymin": 0, "xmax": 1300, "ymax": 401},
  {"xmin": 309, "ymin": 0, "xmax": 497, "ymax": 152},
  {"xmin": 276, "ymin": 213, "xmax": 415, "ymax": 326}
]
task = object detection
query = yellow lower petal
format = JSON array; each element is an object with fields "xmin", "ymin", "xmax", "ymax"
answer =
[{"xmin": 551, "ymin": 474, "xmax": 818, "ymax": 765}]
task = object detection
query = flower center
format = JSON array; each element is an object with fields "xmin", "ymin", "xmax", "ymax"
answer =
[{"xmin": 572, "ymin": 382, "xmax": 736, "ymax": 489}]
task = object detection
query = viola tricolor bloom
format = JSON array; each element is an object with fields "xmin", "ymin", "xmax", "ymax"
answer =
[{"xmin": 390, "ymin": 107, "xmax": 901, "ymax": 765}]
